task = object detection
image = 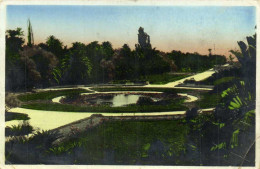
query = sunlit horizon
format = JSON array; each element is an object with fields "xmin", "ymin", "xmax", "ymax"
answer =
[{"xmin": 7, "ymin": 5, "xmax": 256, "ymax": 56}]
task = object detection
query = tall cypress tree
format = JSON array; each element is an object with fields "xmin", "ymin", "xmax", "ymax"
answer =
[{"xmin": 27, "ymin": 19, "xmax": 34, "ymax": 47}]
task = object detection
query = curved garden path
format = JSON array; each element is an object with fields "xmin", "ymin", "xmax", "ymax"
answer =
[
  {"xmin": 6, "ymin": 66, "xmax": 221, "ymax": 131},
  {"xmin": 145, "ymin": 68, "xmax": 215, "ymax": 89}
]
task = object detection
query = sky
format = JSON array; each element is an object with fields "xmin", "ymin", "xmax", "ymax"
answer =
[{"xmin": 6, "ymin": 5, "xmax": 256, "ymax": 56}]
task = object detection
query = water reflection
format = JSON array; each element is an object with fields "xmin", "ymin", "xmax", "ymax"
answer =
[{"xmin": 96, "ymin": 94, "xmax": 142, "ymax": 107}]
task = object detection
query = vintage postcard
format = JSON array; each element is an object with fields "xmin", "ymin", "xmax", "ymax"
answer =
[{"xmin": 0, "ymin": 0, "xmax": 259, "ymax": 168}]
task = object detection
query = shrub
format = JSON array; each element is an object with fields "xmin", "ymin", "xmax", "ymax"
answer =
[
  {"xmin": 5, "ymin": 121, "xmax": 33, "ymax": 136},
  {"xmin": 5, "ymin": 93, "xmax": 21, "ymax": 109},
  {"xmin": 5, "ymin": 112, "xmax": 30, "ymax": 122},
  {"xmin": 186, "ymin": 108, "xmax": 199, "ymax": 121},
  {"xmin": 63, "ymin": 93, "xmax": 81, "ymax": 102},
  {"xmin": 29, "ymin": 130, "xmax": 63, "ymax": 150},
  {"xmin": 136, "ymin": 96, "xmax": 154, "ymax": 105},
  {"xmin": 183, "ymin": 78, "xmax": 197, "ymax": 84}
]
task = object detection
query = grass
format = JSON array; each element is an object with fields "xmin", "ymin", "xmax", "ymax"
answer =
[
  {"xmin": 17, "ymin": 89, "xmax": 91, "ymax": 102},
  {"xmin": 145, "ymin": 74, "xmax": 190, "ymax": 84},
  {"xmin": 112, "ymin": 74, "xmax": 190, "ymax": 85},
  {"xmin": 200, "ymin": 76, "xmax": 238, "ymax": 86},
  {"xmin": 91, "ymin": 87, "xmax": 195, "ymax": 94},
  {"xmin": 48, "ymin": 119, "xmax": 189, "ymax": 165},
  {"xmin": 5, "ymin": 114, "xmax": 214, "ymax": 165},
  {"xmin": 5, "ymin": 112, "xmax": 30, "ymax": 121},
  {"xmin": 213, "ymin": 76, "xmax": 237, "ymax": 86},
  {"xmin": 21, "ymin": 98, "xmax": 188, "ymax": 112}
]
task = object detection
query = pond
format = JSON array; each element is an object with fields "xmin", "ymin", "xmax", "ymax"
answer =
[
  {"xmin": 95, "ymin": 94, "xmax": 158, "ymax": 107},
  {"xmin": 59, "ymin": 92, "xmax": 167, "ymax": 107}
]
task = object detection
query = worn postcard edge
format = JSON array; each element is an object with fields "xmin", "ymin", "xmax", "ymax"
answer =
[{"xmin": 0, "ymin": 0, "xmax": 259, "ymax": 169}]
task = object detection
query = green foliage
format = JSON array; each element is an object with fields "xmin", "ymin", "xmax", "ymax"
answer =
[
  {"xmin": 196, "ymin": 92, "xmax": 222, "ymax": 109},
  {"xmin": 139, "ymin": 73, "xmax": 190, "ymax": 84},
  {"xmin": 28, "ymin": 130, "xmax": 62, "ymax": 150},
  {"xmin": 48, "ymin": 141, "xmax": 82, "ymax": 155},
  {"xmin": 91, "ymin": 87, "xmax": 194, "ymax": 93},
  {"xmin": 61, "ymin": 43, "xmax": 92, "ymax": 84},
  {"xmin": 241, "ymin": 110, "xmax": 255, "ymax": 129},
  {"xmin": 229, "ymin": 34, "xmax": 256, "ymax": 91},
  {"xmin": 47, "ymin": 119, "xmax": 188, "ymax": 164},
  {"xmin": 21, "ymin": 46, "xmax": 59, "ymax": 87},
  {"xmin": 7, "ymin": 135, "xmax": 30, "ymax": 144},
  {"xmin": 52, "ymin": 67, "xmax": 62, "ymax": 84},
  {"xmin": 27, "ymin": 19, "xmax": 33, "ymax": 47},
  {"xmin": 5, "ymin": 112, "xmax": 30, "ymax": 121},
  {"xmin": 221, "ymin": 81, "xmax": 254, "ymax": 113},
  {"xmin": 5, "ymin": 28, "xmax": 26, "ymax": 91},
  {"xmin": 135, "ymin": 48, "xmax": 171, "ymax": 77},
  {"xmin": 213, "ymin": 77, "xmax": 236, "ymax": 86},
  {"xmin": 6, "ymin": 28, "xmax": 24, "ymax": 54},
  {"xmin": 21, "ymin": 98, "xmax": 187, "ymax": 113},
  {"xmin": 5, "ymin": 121, "xmax": 33, "ymax": 136},
  {"xmin": 210, "ymin": 142, "xmax": 226, "ymax": 151},
  {"xmin": 230, "ymin": 129, "xmax": 239, "ymax": 149},
  {"xmin": 168, "ymin": 50, "xmax": 226, "ymax": 72},
  {"xmin": 45, "ymin": 35, "xmax": 64, "ymax": 59},
  {"xmin": 204, "ymin": 34, "xmax": 256, "ymax": 164}
]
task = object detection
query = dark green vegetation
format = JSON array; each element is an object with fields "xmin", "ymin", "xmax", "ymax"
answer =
[
  {"xmin": 6, "ymin": 118, "xmax": 203, "ymax": 165},
  {"xmin": 167, "ymin": 50, "xmax": 226, "ymax": 72},
  {"xmin": 91, "ymin": 87, "xmax": 194, "ymax": 93},
  {"xmin": 5, "ymin": 20, "xmax": 255, "ymax": 165},
  {"xmin": 48, "ymin": 119, "xmax": 190, "ymax": 165},
  {"xmin": 18, "ymin": 87, "xmax": 197, "ymax": 112},
  {"xmin": 213, "ymin": 76, "xmax": 237, "ymax": 86},
  {"xmin": 5, "ymin": 121, "xmax": 33, "ymax": 136},
  {"xmin": 17, "ymin": 89, "xmax": 90, "ymax": 102},
  {"xmin": 112, "ymin": 73, "xmax": 190, "ymax": 84},
  {"xmin": 5, "ymin": 112, "xmax": 30, "ymax": 121},
  {"xmin": 197, "ymin": 34, "xmax": 256, "ymax": 165},
  {"xmin": 5, "ymin": 130, "xmax": 62, "ymax": 164},
  {"xmin": 196, "ymin": 92, "xmax": 222, "ymax": 109},
  {"xmin": 145, "ymin": 74, "xmax": 189, "ymax": 84},
  {"xmin": 6, "ymin": 26, "xmax": 226, "ymax": 92},
  {"xmin": 21, "ymin": 97, "xmax": 187, "ymax": 113}
]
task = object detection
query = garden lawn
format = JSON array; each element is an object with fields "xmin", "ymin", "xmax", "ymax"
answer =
[
  {"xmin": 213, "ymin": 76, "xmax": 237, "ymax": 86},
  {"xmin": 21, "ymin": 98, "xmax": 188, "ymax": 112},
  {"xmin": 18, "ymin": 89, "xmax": 91, "ymax": 102},
  {"xmin": 48, "ymin": 119, "xmax": 189, "ymax": 165},
  {"xmin": 112, "ymin": 74, "xmax": 190, "ymax": 85},
  {"xmin": 91, "ymin": 87, "xmax": 195, "ymax": 94},
  {"xmin": 144, "ymin": 74, "xmax": 190, "ymax": 84}
]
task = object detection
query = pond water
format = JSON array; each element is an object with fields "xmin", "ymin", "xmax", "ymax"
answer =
[{"xmin": 96, "ymin": 94, "xmax": 142, "ymax": 107}]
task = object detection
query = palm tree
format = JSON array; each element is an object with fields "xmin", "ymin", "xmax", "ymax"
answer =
[{"xmin": 229, "ymin": 34, "xmax": 256, "ymax": 88}]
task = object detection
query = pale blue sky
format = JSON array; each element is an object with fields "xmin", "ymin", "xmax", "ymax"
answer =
[{"xmin": 7, "ymin": 5, "xmax": 256, "ymax": 56}]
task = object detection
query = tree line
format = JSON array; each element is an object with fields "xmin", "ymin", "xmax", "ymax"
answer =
[{"xmin": 6, "ymin": 27, "xmax": 226, "ymax": 91}]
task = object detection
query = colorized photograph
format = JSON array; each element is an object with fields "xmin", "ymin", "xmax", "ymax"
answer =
[{"xmin": 4, "ymin": 4, "xmax": 256, "ymax": 166}]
